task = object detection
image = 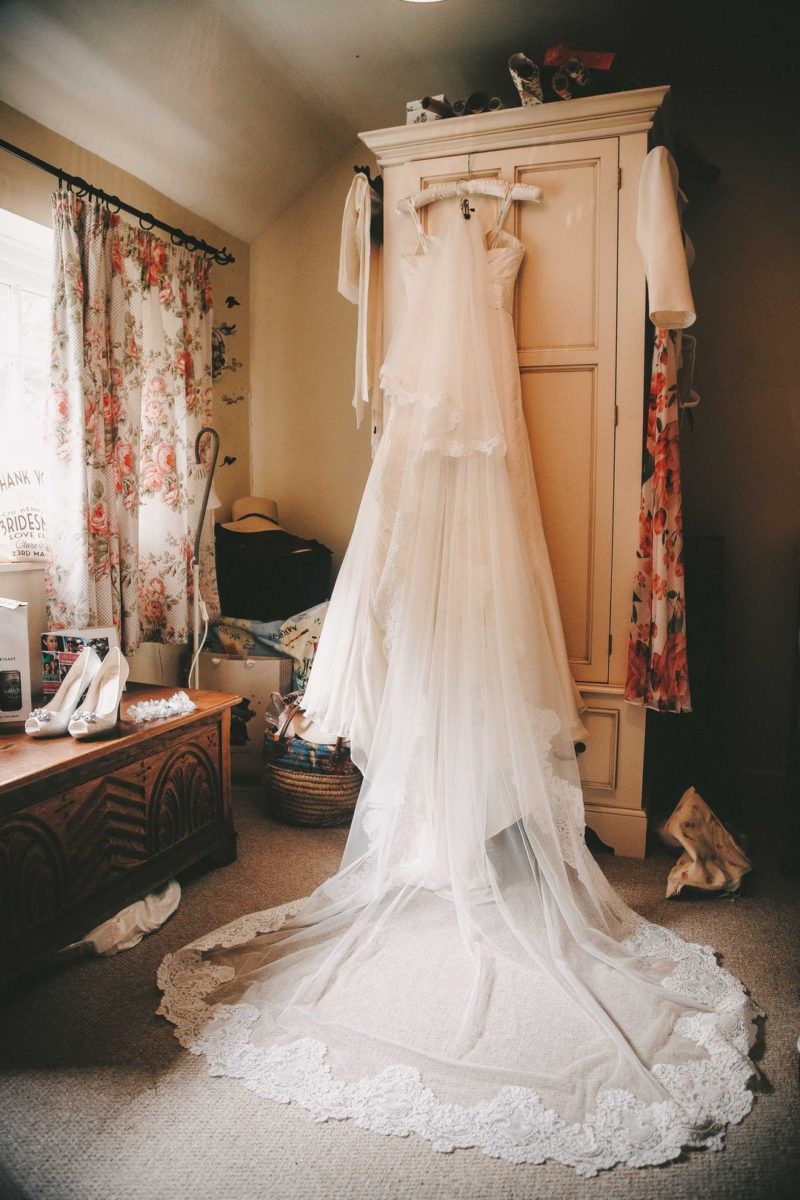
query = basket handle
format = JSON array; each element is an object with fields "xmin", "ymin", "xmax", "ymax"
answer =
[
  {"xmin": 332, "ymin": 736, "xmax": 346, "ymax": 763},
  {"xmin": 270, "ymin": 700, "xmax": 349, "ymax": 760},
  {"xmin": 274, "ymin": 700, "xmax": 303, "ymax": 745}
]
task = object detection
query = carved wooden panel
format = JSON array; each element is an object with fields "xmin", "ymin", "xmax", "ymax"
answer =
[
  {"xmin": 0, "ymin": 813, "xmax": 66, "ymax": 945},
  {"xmin": 0, "ymin": 689, "xmax": 237, "ymax": 980},
  {"xmin": 65, "ymin": 763, "xmax": 148, "ymax": 903},
  {"xmin": 147, "ymin": 725, "xmax": 221, "ymax": 854}
]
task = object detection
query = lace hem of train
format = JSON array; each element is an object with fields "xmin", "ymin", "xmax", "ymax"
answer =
[{"xmin": 156, "ymin": 903, "xmax": 758, "ymax": 1177}]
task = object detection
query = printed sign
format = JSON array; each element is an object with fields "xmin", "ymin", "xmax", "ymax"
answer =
[{"xmin": 0, "ymin": 469, "xmax": 48, "ymax": 561}]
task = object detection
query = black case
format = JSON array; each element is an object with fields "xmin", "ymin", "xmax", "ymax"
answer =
[{"xmin": 214, "ymin": 525, "xmax": 332, "ymax": 621}]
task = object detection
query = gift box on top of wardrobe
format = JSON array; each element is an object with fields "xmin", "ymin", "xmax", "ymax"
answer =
[{"xmin": 361, "ymin": 86, "xmax": 671, "ymax": 857}]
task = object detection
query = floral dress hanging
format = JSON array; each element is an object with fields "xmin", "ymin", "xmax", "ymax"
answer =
[
  {"xmin": 625, "ymin": 329, "xmax": 691, "ymax": 711},
  {"xmin": 624, "ymin": 147, "xmax": 696, "ymax": 713}
]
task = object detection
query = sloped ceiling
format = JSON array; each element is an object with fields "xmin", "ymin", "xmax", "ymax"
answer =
[{"xmin": 0, "ymin": 0, "xmax": 723, "ymax": 242}]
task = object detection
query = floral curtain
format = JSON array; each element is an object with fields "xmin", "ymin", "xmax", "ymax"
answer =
[
  {"xmin": 624, "ymin": 329, "xmax": 691, "ymax": 713},
  {"xmin": 44, "ymin": 192, "xmax": 219, "ymax": 654}
]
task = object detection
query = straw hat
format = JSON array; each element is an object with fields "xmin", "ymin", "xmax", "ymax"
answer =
[{"xmin": 220, "ymin": 497, "xmax": 283, "ymax": 534}]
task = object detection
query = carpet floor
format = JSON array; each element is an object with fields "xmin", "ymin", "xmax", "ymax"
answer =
[{"xmin": 1, "ymin": 786, "xmax": 798, "ymax": 1200}]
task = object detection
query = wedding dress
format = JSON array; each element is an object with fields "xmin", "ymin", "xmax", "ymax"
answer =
[{"xmin": 158, "ymin": 189, "xmax": 758, "ymax": 1175}]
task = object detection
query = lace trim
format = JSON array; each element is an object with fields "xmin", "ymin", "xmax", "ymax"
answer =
[
  {"xmin": 529, "ymin": 707, "xmax": 586, "ymax": 867},
  {"xmin": 157, "ymin": 906, "xmax": 758, "ymax": 1177},
  {"xmin": 378, "ymin": 369, "xmax": 448, "ymax": 412},
  {"xmin": 422, "ymin": 431, "xmax": 507, "ymax": 458},
  {"xmin": 378, "ymin": 369, "xmax": 506, "ymax": 460}
]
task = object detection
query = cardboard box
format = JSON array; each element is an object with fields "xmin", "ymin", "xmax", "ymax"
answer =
[
  {"xmin": 0, "ymin": 597, "xmax": 31, "ymax": 724},
  {"xmin": 198, "ymin": 651, "xmax": 293, "ymax": 782},
  {"xmin": 0, "ymin": 564, "xmax": 47, "ymax": 701},
  {"xmin": 41, "ymin": 625, "xmax": 119, "ymax": 696}
]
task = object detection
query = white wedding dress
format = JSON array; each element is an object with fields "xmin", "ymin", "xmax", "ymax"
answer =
[{"xmin": 158, "ymin": 192, "xmax": 758, "ymax": 1175}]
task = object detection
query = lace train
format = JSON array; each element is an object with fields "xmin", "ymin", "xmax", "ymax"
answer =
[
  {"xmin": 156, "ymin": 202, "xmax": 758, "ymax": 1176},
  {"xmin": 157, "ymin": 902, "xmax": 758, "ymax": 1177}
]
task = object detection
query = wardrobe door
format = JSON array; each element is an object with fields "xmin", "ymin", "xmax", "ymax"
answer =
[
  {"xmin": 471, "ymin": 139, "xmax": 619, "ymax": 685},
  {"xmin": 383, "ymin": 140, "xmax": 619, "ymax": 683}
]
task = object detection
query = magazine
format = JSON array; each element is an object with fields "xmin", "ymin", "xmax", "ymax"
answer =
[{"xmin": 40, "ymin": 626, "xmax": 118, "ymax": 696}]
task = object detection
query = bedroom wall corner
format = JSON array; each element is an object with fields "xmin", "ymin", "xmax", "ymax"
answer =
[{"xmin": 249, "ymin": 144, "xmax": 373, "ymax": 574}]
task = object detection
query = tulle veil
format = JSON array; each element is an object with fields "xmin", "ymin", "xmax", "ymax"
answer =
[{"xmin": 158, "ymin": 203, "xmax": 757, "ymax": 1175}]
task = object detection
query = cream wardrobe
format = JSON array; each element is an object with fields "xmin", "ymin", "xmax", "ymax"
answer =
[{"xmin": 361, "ymin": 86, "xmax": 671, "ymax": 857}]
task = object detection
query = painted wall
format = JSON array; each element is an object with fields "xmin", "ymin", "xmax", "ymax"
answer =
[
  {"xmin": 249, "ymin": 145, "xmax": 373, "ymax": 573},
  {"xmin": 249, "ymin": 113, "xmax": 798, "ymax": 795},
  {"xmin": 670, "ymin": 80, "xmax": 800, "ymax": 799},
  {"xmin": 0, "ymin": 101, "xmax": 251, "ymax": 519}
]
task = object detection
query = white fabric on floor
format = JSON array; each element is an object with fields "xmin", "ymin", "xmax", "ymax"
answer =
[{"xmin": 67, "ymin": 881, "xmax": 181, "ymax": 956}]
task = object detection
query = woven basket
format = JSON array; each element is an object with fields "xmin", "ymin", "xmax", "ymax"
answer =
[{"xmin": 263, "ymin": 701, "xmax": 362, "ymax": 827}]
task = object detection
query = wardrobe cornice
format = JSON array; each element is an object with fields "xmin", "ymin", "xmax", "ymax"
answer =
[{"xmin": 360, "ymin": 85, "xmax": 670, "ymax": 166}]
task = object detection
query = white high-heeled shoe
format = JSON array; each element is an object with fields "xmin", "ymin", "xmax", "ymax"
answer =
[
  {"xmin": 68, "ymin": 647, "xmax": 129, "ymax": 741},
  {"xmin": 25, "ymin": 646, "xmax": 102, "ymax": 738}
]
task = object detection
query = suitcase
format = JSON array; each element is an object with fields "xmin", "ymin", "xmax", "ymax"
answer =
[
  {"xmin": 214, "ymin": 525, "xmax": 332, "ymax": 621},
  {"xmin": 198, "ymin": 651, "xmax": 293, "ymax": 782}
]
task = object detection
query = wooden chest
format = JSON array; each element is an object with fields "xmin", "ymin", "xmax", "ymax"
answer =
[{"xmin": 0, "ymin": 685, "xmax": 239, "ymax": 982}]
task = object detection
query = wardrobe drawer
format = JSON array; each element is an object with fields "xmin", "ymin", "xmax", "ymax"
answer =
[
  {"xmin": 579, "ymin": 694, "xmax": 647, "ymax": 811},
  {"xmin": 578, "ymin": 689, "xmax": 647, "ymax": 857},
  {"xmin": 578, "ymin": 706, "xmax": 620, "ymax": 793}
]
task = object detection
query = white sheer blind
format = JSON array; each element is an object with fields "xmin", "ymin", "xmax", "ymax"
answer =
[{"xmin": 0, "ymin": 208, "xmax": 52, "ymax": 562}]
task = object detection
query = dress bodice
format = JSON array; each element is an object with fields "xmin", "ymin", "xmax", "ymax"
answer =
[{"xmin": 401, "ymin": 228, "xmax": 524, "ymax": 315}]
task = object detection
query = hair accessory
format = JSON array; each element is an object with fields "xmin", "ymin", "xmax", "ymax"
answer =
[{"xmin": 127, "ymin": 691, "xmax": 197, "ymax": 723}]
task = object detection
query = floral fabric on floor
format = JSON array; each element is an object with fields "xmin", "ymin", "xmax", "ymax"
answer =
[
  {"xmin": 625, "ymin": 329, "xmax": 691, "ymax": 712},
  {"xmin": 659, "ymin": 787, "xmax": 752, "ymax": 897},
  {"xmin": 45, "ymin": 192, "xmax": 218, "ymax": 653}
]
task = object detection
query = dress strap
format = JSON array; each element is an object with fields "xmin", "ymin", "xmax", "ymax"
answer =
[
  {"xmin": 400, "ymin": 198, "xmax": 429, "ymax": 251},
  {"xmin": 487, "ymin": 184, "xmax": 515, "ymax": 249}
]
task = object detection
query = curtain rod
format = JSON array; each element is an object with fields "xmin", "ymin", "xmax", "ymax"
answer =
[{"xmin": 0, "ymin": 136, "xmax": 235, "ymax": 265}]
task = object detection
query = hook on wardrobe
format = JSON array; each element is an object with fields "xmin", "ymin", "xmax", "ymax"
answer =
[
  {"xmin": 462, "ymin": 155, "xmax": 475, "ymax": 219},
  {"xmin": 353, "ymin": 164, "xmax": 383, "ymax": 198},
  {"xmin": 353, "ymin": 164, "xmax": 384, "ymax": 244}
]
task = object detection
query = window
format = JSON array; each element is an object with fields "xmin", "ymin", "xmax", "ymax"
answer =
[{"xmin": 0, "ymin": 207, "xmax": 52, "ymax": 562}]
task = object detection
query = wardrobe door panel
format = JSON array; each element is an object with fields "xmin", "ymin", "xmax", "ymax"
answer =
[
  {"xmin": 383, "ymin": 143, "xmax": 619, "ymax": 683},
  {"xmin": 382, "ymin": 157, "xmax": 505, "ymax": 342},
  {"xmin": 515, "ymin": 158, "xmax": 601, "ymax": 354},
  {"xmin": 471, "ymin": 140, "xmax": 619, "ymax": 683},
  {"xmin": 519, "ymin": 365, "xmax": 611, "ymax": 674},
  {"xmin": 468, "ymin": 139, "xmax": 619, "ymax": 367},
  {"xmin": 418, "ymin": 167, "xmax": 503, "ymax": 239}
]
